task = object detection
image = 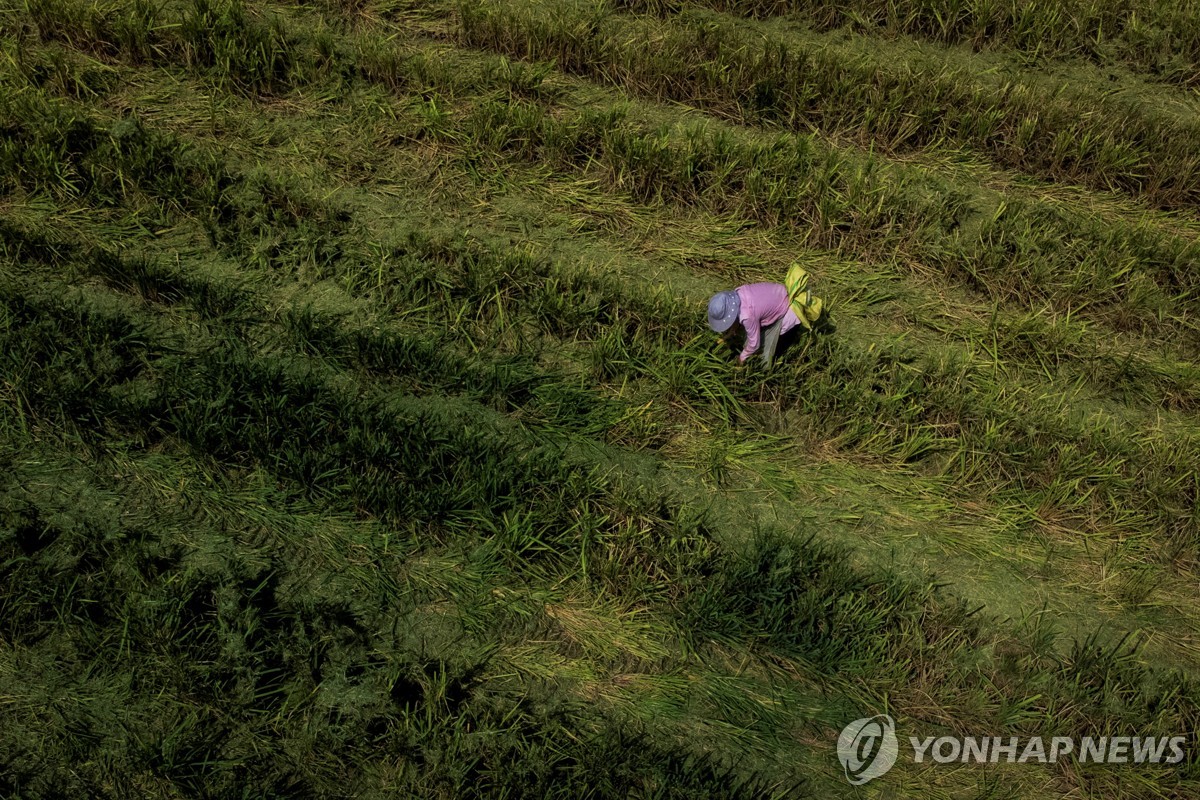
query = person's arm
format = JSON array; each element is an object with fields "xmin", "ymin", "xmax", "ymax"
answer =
[{"xmin": 739, "ymin": 314, "xmax": 760, "ymax": 363}]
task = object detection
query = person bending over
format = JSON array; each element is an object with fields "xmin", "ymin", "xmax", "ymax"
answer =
[{"xmin": 706, "ymin": 265, "xmax": 829, "ymax": 366}]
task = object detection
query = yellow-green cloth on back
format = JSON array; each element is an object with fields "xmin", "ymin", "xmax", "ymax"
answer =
[{"xmin": 784, "ymin": 262, "xmax": 824, "ymax": 330}]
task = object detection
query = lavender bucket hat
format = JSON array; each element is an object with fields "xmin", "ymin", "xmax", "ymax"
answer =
[{"xmin": 707, "ymin": 290, "xmax": 740, "ymax": 333}]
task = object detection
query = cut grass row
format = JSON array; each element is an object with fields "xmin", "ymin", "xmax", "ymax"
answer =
[
  {"xmin": 459, "ymin": 0, "xmax": 1200, "ymax": 211},
  {"xmin": 3, "ymin": 232, "xmax": 1199, "ymax": 796},
  {"xmin": 9, "ymin": 0, "xmax": 511, "ymax": 100},
  {"xmin": 0, "ymin": 425, "xmax": 808, "ymax": 798},
  {"xmin": 442, "ymin": 91, "xmax": 1200, "ymax": 344},
  {"xmin": 613, "ymin": 0, "xmax": 1200, "ymax": 87},
  {"xmin": 5, "ymin": 82, "xmax": 1200, "ymax": 565},
  {"xmin": 9, "ymin": 0, "xmax": 1200, "ymax": 355},
  {"xmin": 0, "ymin": 275, "xmax": 920, "ymax": 763},
  {"xmin": 14, "ymin": 156, "xmax": 1200, "ymax": 672},
  {"xmin": 9, "ymin": 0, "xmax": 1200, "ymax": 599}
]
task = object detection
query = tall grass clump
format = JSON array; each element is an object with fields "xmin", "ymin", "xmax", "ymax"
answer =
[
  {"xmin": 0, "ymin": 88, "xmax": 231, "ymax": 218},
  {"xmin": 0, "ymin": 280, "xmax": 167, "ymax": 439},
  {"xmin": 173, "ymin": 0, "xmax": 299, "ymax": 95},
  {"xmin": 14, "ymin": 0, "xmax": 369, "ymax": 94},
  {"xmin": 0, "ymin": 217, "xmax": 256, "ymax": 319},
  {"xmin": 20, "ymin": 0, "xmax": 165, "ymax": 64},
  {"xmin": 0, "ymin": 86, "xmax": 369, "ymax": 274}
]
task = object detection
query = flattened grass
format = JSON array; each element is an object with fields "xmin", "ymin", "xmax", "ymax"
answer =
[{"xmin": 3, "ymin": 1, "xmax": 1200, "ymax": 795}]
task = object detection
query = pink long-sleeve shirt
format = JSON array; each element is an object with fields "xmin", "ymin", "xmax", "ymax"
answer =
[{"xmin": 735, "ymin": 283, "xmax": 801, "ymax": 363}]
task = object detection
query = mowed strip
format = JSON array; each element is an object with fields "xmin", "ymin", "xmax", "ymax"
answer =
[
  {"xmin": 7, "ymin": 29, "xmax": 1200, "ymax": 652},
  {"xmin": 2, "ymin": 3, "xmax": 1200, "ymax": 796},
  {"xmin": 616, "ymin": 0, "xmax": 1200, "ymax": 88},
  {"xmin": 1, "ymin": 225, "xmax": 1190, "ymax": 799},
  {"xmin": 459, "ymin": 0, "xmax": 1200, "ymax": 210}
]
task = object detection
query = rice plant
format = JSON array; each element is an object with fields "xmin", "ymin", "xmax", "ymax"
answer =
[
  {"xmin": 3, "ymin": 0, "xmax": 1200, "ymax": 795},
  {"xmin": 460, "ymin": 0, "xmax": 1200, "ymax": 209},
  {"xmin": 616, "ymin": 0, "xmax": 1200, "ymax": 88}
]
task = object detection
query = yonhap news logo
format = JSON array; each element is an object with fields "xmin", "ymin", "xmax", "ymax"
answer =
[
  {"xmin": 837, "ymin": 715, "xmax": 899, "ymax": 785},
  {"xmin": 836, "ymin": 715, "xmax": 1188, "ymax": 785}
]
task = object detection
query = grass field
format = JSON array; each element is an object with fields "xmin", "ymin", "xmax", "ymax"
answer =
[{"xmin": 1, "ymin": 0, "xmax": 1199, "ymax": 796}]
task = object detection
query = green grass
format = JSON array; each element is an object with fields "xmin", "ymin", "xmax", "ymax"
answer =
[
  {"xmin": 459, "ymin": 0, "xmax": 1200, "ymax": 210},
  {"xmin": 2, "ymin": 0, "xmax": 1200, "ymax": 796},
  {"xmin": 616, "ymin": 0, "xmax": 1200, "ymax": 87}
]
